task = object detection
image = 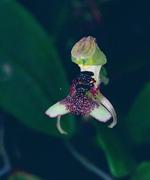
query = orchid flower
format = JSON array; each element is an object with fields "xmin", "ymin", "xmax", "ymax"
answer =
[{"xmin": 45, "ymin": 36, "xmax": 117, "ymax": 134}]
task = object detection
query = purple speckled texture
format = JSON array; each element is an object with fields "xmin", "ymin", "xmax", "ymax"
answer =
[{"xmin": 60, "ymin": 94, "xmax": 98, "ymax": 115}]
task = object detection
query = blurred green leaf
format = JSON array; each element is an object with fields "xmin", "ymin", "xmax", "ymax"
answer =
[
  {"xmin": 126, "ymin": 82, "xmax": 150, "ymax": 144},
  {"xmin": 9, "ymin": 171, "xmax": 41, "ymax": 180},
  {"xmin": 0, "ymin": 1, "xmax": 75, "ymax": 137},
  {"xmin": 131, "ymin": 162, "xmax": 150, "ymax": 180},
  {"xmin": 95, "ymin": 126, "xmax": 135, "ymax": 178},
  {"xmin": 100, "ymin": 67, "xmax": 109, "ymax": 85}
]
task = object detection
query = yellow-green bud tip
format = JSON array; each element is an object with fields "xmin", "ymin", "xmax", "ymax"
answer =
[
  {"xmin": 71, "ymin": 36, "xmax": 107, "ymax": 66},
  {"xmin": 71, "ymin": 36, "xmax": 96, "ymax": 59}
]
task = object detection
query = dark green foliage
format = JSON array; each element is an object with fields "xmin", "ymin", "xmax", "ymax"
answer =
[
  {"xmin": 127, "ymin": 83, "xmax": 150, "ymax": 144},
  {"xmin": 0, "ymin": 1, "xmax": 75, "ymax": 137},
  {"xmin": 131, "ymin": 162, "xmax": 150, "ymax": 180},
  {"xmin": 96, "ymin": 126, "xmax": 135, "ymax": 178}
]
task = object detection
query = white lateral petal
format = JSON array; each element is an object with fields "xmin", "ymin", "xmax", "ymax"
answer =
[
  {"xmin": 90, "ymin": 105, "xmax": 111, "ymax": 122},
  {"xmin": 45, "ymin": 102, "xmax": 69, "ymax": 118},
  {"xmin": 56, "ymin": 115, "xmax": 67, "ymax": 135},
  {"xmin": 99, "ymin": 93, "xmax": 117, "ymax": 128}
]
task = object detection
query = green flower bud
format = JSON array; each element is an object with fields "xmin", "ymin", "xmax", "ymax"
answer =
[{"xmin": 71, "ymin": 36, "xmax": 107, "ymax": 66}]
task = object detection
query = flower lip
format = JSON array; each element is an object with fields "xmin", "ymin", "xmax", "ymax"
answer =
[
  {"xmin": 45, "ymin": 68, "xmax": 117, "ymax": 134},
  {"xmin": 60, "ymin": 94, "xmax": 98, "ymax": 116}
]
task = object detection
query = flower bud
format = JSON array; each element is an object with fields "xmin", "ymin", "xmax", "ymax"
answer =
[{"xmin": 71, "ymin": 36, "xmax": 107, "ymax": 66}]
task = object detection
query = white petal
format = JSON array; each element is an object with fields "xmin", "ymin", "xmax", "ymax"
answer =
[
  {"xmin": 45, "ymin": 102, "xmax": 69, "ymax": 118},
  {"xmin": 90, "ymin": 105, "xmax": 111, "ymax": 122},
  {"xmin": 99, "ymin": 93, "xmax": 117, "ymax": 128},
  {"xmin": 56, "ymin": 115, "xmax": 67, "ymax": 135}
]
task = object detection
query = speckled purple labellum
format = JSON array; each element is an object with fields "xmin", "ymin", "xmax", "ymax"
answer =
[{"xmin": 60, "ymin": 94, "xmax": 99, "ymax": 116}]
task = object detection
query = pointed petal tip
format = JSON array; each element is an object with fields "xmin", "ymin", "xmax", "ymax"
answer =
[
  {"xmin": 45, "ymin": 109, "xmax": 52, "ymax": 117},
  {"xmin": 108, "ymin": 120, "xmax": 117, "ymax": 128},
  {"xmin": 108, "ymin": 114, "xmax": 117, "ymax": 128}
]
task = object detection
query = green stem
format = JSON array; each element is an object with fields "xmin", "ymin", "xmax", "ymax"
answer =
[{"xmin": 64, "ymin": 142, "xmax": 113, "ymax": 180}]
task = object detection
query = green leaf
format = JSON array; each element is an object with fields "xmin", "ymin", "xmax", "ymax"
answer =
[
  {"xmin": 131, "ymin": 162, "xmax": 150, "ymax": 180},
  {"xmin": 100, "ymin": 67, "xmax": 109, "ymax": 85},
  {"xmin": 126, "ymin": 83, "xmax": 150, "ymax": 144},
  {"xmin": 0, "ymin": 0, "xmax": 68, "ymax": 99},
  {"xmin": 0, "ymin": 1, "xmax": 75, "ymax": 137},
  {"xmin": 95, "ymin": 126, "xmax": 135, "ymax": 178}
]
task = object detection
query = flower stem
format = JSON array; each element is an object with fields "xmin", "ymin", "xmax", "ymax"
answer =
[{"xmin": 64, "ymin": 142, "xmax": 113, "ymax": 180}]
